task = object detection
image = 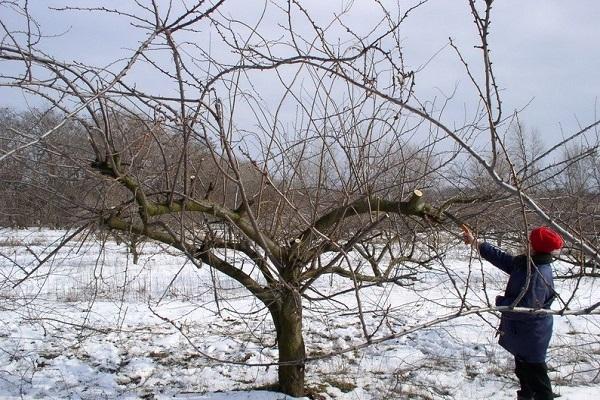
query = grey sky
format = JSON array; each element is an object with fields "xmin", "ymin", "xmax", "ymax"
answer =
[{"xmin": 2, "ymin": 0, "xmax": 599, "ymax": 145}]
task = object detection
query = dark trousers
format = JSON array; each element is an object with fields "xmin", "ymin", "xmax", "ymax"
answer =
[{"xmin": 514, "ymin": 357, "xmax": 553, "ymax": 400}]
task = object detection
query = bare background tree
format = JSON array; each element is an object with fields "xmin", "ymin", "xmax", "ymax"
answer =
[{"xmin": 1, "ymin": 0, "xmax": 599, "ymax": 397}]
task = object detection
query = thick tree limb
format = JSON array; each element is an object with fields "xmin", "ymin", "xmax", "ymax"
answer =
[
  {"xmin": 104, "ymin": 216, "xmax": 274, "ymax": 305},
  {"xmin": 295, "ymin": 189, "xmax": 426, "ymax": 248}
]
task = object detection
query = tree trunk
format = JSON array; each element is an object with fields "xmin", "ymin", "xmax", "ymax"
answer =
[{"xmin": 271, "ymin": 287, "xmax": 306, "ymax": 397}]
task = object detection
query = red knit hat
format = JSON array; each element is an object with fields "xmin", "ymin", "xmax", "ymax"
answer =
[{"xmin": 529, "ymin": 226, "xmax": 564, "ymax": 253}]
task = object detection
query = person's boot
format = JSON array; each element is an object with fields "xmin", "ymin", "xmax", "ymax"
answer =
[{"xmin": 517, "ymin": 390, "xmax": 533, "ymax": 400}]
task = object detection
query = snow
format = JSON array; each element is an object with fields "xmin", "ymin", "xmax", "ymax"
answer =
[{"xmin": 1, "ymin": 228, "xmax": 599, "ymax": 399}]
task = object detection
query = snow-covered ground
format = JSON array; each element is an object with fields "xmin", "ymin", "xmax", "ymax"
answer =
[{"xmin": 0, "ymin": 229, "xmax": 599, "ymax": 399}]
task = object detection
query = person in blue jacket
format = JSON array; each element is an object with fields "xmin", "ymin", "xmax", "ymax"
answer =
[{"xmin": 462, "ymin": 225, "xmax": 564, "ymax": 400}]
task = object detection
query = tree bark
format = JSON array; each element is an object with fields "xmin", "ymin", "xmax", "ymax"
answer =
[{"xmin": 271, "ymin": 287, "xmax": 306, "ymax": 397}]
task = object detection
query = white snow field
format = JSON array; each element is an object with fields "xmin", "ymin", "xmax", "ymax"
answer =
[{"xmin": 0, "ymin": 229, "xmax": 599, "ymax": 399}]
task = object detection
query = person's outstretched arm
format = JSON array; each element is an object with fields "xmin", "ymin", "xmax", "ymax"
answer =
[{"xmin": 461, "ymin": 225, "xmax": 515, "ymax": 274}]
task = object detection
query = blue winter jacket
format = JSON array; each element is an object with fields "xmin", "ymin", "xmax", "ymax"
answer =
[{"xmin": 479, "ymin": 242, "xmax": 556, "ymax": 363}]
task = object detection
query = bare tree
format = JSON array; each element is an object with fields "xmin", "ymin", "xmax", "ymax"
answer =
[{"xmin": 1, "ymin": 0, "xmax": 600, "ymax": 397}]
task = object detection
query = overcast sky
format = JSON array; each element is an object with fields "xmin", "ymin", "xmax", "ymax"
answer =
[{"xmin": 2, "ymin": 0, "xmax": 599, "ymax": 145}]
